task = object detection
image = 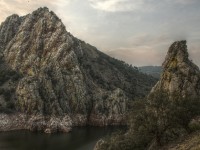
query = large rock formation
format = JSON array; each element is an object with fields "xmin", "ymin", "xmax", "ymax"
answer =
[
  {"xmin": 93, "ymin": 41, "xmax": 200, "ymax": 150},
  {"xmin": 0, "ymin": 7, "xmax": 156, "ymax": 133},
  {"xmin": 150, "ymin": 40, "xmax": 200, "ymax": 99}
]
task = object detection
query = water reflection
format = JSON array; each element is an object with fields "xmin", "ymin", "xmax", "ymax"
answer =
[{"xmin": 0, "ymin": 126, "xmax": 125, "ymax": 150}]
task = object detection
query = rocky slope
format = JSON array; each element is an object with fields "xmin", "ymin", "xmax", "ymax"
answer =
[
  {"xmin": 161, "ymin": 132, "xmax": 200, "ymax": 150},
  {"xmin": 0, "ymin": 7, "xmax": 156, "ymax": 133}
]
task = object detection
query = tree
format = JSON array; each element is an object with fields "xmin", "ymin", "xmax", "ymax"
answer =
[
  {"xmin": 143, "ymin": 90, "xmax": 200, "ymax": 147},
  {"xmin": 98, "ymin": 90, "xmax": 200, "ymax": 150}
]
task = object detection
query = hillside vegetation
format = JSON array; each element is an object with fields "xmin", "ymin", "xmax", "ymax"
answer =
[{"xmin": 94, "ymin": 41, "xmax": 200, "ymax": 150}]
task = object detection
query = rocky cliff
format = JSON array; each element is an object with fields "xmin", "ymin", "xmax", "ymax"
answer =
[
  {"xmin": 0, "ymin": 7, "xmax": 156, "ymax": 133},
  {"xmin": 150, "ymin": 40, "xmax": 200, "ymax": 99},
  {"xmin": 94, "ymin": 41, "xmax": 200, "ymax": 150}
]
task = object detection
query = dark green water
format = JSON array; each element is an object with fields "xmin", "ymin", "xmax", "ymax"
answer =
[{"xmin": 0, "ymin": 127, "xmax": 124, "ymax": 150}]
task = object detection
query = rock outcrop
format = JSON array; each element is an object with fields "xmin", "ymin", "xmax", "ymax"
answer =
[
  {"xmin": 93, "ymin": 41, "xmax": 200, "ymax": 150},
  {"xmin": 0, "ymin": 7, "xmax": 156, "ymax": 133},
  {"xmin": 150, "ymin": 40, "xmax": 200, "ymax": 99},
  {"xmin": 0, "ymin": 113, "xmax": 72, "ymax": 133}
]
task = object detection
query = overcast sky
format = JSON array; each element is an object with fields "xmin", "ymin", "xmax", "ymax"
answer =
[{"xmin": 0, "ymin": 0, "xmax": 200, "ymax": 66}]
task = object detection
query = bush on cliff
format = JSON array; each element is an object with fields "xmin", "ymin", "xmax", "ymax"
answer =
[{"xmin": 97, "ymin": 90, "xmax": 200, "ymax": 150}]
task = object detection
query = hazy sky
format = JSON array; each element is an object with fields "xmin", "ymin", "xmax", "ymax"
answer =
[{"xmin": 0, "ymin": 0, "xmax": 200, "ymax": 66}]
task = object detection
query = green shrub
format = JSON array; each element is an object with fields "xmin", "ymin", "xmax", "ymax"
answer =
[
  {"xmin": 6, "ymin": 101, "xmax": 15, "ymax": 109},
  {"xmin": 98, "ymin": 90, "xmax": 200, "ymax": 150}
]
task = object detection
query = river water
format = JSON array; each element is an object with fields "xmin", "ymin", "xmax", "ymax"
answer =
[{"xmin": 0, "ymin": 126, "xmax": 125, "ymax": 150}]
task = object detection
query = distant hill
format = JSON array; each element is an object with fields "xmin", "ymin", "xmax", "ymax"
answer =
[{"xmin": 139, "ymin": 66, "xmax": 162, "ymax": 78}]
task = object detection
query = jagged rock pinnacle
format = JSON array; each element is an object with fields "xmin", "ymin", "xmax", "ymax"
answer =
[
  {"xmin": 162, "ymin": 40, "xmax": 199, "ymax": 77},
  {"xmin": 150, "ymin": 41, "xmax": 200, "ymax": 99},
  {"xmin": 162, "ymin": 40, "xmax": 188, "ymax": 68}
]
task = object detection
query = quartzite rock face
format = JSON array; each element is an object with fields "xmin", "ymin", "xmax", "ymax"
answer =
[
  {"xmin": 0, "ymin": 7, "xmax": 156, "ymax": 132},
  {"xmin": 150, "ymin": 40, "xmax": 200, "ymax": 99}
]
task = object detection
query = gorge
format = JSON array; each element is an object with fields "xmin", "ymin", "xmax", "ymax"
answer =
[{"xmin": 1, "ymin": 6, "xmax": 200, "ymax": 150}]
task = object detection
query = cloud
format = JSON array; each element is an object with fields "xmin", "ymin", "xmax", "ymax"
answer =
[
  {"xmin": 88, "ymin": 0, "xmax": 146, "ymax": 12},
  {"xmin": 106, "ymin": 46, "xmax": 165, "ymax": 66},
  {"xmin": 166, "ymin": 0, "xmax": 198, "ymax": 5},
  {"xmin": 0, "ymin": 0, "xmax": 72, "ymax": 23},
  {"xmin": 88, "ymin": 0, "xmax": 197, "ymax": 12},
  {"xmin": 0, "ymin": 0, "xmax": 200, "ymax": 67},
  {"xmin": 106, "ymin": 31, "xmax": 200, "ymax": 67},
  {"xmin": 105, "ymin": 33, "xmax": 173, "ymax": 66}
]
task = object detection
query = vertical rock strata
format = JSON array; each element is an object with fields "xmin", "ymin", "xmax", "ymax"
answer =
[{"xmin": 0, "ymin": 7, "xmax": 156, "ymax": 133}]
